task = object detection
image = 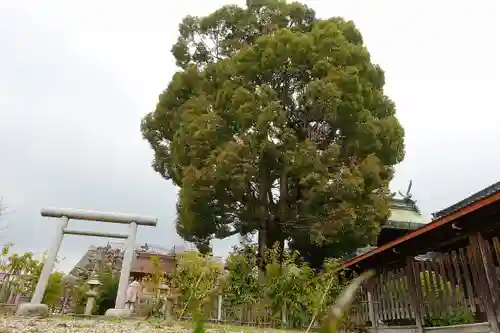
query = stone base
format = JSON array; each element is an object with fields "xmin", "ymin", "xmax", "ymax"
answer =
[
  {"xmin": 16, "ymin": 303, "xmax": 49, "ymax": 317},
  {"xmin": 104, "ymin": 308, "xmax": 133, "ymax": 318}
]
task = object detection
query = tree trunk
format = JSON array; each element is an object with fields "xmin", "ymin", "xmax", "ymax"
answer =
[{"xmin": 258, "ymin": 164, "xmax": 268, "ymax": 272}]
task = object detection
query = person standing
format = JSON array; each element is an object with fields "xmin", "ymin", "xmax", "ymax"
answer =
[{"xmin": 124, "ymin": 278, "xmax": 142, "ymax": 313}]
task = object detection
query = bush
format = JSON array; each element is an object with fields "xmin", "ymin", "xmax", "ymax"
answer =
[
  {"xmin": 424, "ymin": 309, "xmax": 474, "ymax": 327},
  {"xmin": 168, "ymin": 241, "xmax": 353, "ymax": 330},
  {"xmin": 95, "ymin": 269, "xmax": 119, "ymax": 315},
  {"xmin": 43, "ymin": 272, "xmax": 65, "ymax": 310},
  {"xmin": 170, "ymin": 251, "xmax": 223, "ymax": 319},
  {"xmin": 223, "ymin": 242, "xmax": 351, "ymax": 328}
]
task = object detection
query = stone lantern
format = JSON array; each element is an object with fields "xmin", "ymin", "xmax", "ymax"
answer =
[
  {"xmin": 158, "ymin": 283, "xmax": 169, "ymax": 297},
  {"xmin": 158, "ymin": 283, "xmax": 169, "ymax": 319},
  {"xmin": 165, "ymin": 289, "xmax": 180, "ymax": 323},
  {"xmin": 84, "ymin": 273, "xmax": 101, "ymax": 315}
]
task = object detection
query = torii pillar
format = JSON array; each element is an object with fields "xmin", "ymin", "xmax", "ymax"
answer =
[{"xmin": 16, "ymin": 207, "xmax": 158, "ymax": 318}]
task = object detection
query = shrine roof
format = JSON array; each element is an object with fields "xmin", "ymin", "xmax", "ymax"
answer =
[
  {"xmin": 387, "ymin": 208, "xmax": 426, "ymax": 226},
  {"xmin": 432, "ymin": 181, "xmax": 500, "ymax": 219},
  {"xmin": 341, "ymin": 180, "xmax": 500, "ymax": 271}
]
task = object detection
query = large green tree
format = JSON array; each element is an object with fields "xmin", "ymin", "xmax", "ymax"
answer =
[{"xmin": 141, "ymin": 0, "xmax": 405, "ymax": 267}]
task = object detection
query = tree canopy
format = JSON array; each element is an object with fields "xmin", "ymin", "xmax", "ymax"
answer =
[{"xmin": 141, "ymin": 0, "xmax": 405, "ymax": 267}]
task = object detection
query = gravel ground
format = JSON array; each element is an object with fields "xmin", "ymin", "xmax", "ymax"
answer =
[{"xmin": 0, "ymin": 317, "xmax": 251, "ymax": 333}]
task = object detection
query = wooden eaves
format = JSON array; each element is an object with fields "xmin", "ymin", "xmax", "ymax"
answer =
[{"xmin": 341, "ymin": 181, "xmax": 500, "ymax": 271}]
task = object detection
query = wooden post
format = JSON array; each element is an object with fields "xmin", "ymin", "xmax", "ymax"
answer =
[
  {"xmin": 367, "ymin": 279, "xmax": 378, "ymax": 333},
  {"xmin": 217, "ymin": 294, "xmax": 223, "ymax": 322},
  {"xmin": 165, "ymin": 296, "xmax": 175, "ymax": 322},
  {"xmin": 14, "ymin": 279, "xmax": 24, "ymax": 307},
  {"xmin": 470, "ymin": 234, "xmax": 500, "ymax": 333},
  {"xmin": 281, "ymin": 303, "xmax": 287, "ymax": 327},
  {"xmin": 406, "ymin": 257, "xmax": 424, "ymax": 333}
]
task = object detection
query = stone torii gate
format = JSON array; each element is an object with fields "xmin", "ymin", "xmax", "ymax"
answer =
[{"xmin": 16, "ymin": 207, "xmax": 158, "ymax": 317}]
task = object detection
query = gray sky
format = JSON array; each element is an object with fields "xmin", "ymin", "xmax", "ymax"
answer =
[{"xmin": 1, "ymin": 0, "xmax": 499, "ymax": 272}]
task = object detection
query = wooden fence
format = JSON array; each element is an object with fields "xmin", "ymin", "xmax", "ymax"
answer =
[
  {"xmin": 0, "ymin": 273, "xmax": 31, "ymax": 313},
  {"xmin": 167, "ymin": 297, "xmax": 287, "ymax": 327},
  {"xmin": 349, "ymin": 232, "xmax": 500, "ymax": 333}
]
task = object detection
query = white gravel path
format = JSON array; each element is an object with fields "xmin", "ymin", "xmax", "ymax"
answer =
[{"xmin": 0, "ymin": 317, "xmax": 249, "ymax": 333}]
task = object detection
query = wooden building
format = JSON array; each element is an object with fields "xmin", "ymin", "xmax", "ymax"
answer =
[
  {"xmin": 130, "ymin": 251, "xmax": 177, "ymax": 280},
  {"xmin": 70, "ymin": 243, "xmax": 195, "ymax": 281},
  {"xmin": 341, "ymin": 181, "xmax": 500, "ymax": 333}
]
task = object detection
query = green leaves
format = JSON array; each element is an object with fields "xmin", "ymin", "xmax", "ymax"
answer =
[
  {"xmin": 142, "ymin": 0, "xmax": 405, "ymax": 264},
  {"xmin": 218, "ymin": 243, "xmax": 370, "ymax": 330},
  {"xmin": 170, "ymin": 243, "xmax": 373, "ymax": 331},
  {"xmin": 42, "ymin": 272, "xmax": 65, "ymax": 308},
  {"xmin": 0, "ymin": 247, "xmax": 66, "ymax": 308},
  {"xmin": 171, "ymin": 251, "xmax": 223, "ymax": 305}
]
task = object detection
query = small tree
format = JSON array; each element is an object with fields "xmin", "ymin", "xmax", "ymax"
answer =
[
  {"xmin": 95, "ymin": 268, "xmax": 119, "ymax": 315},
  {"xmin": 0, "ymin": 248, "xmax": 65, "ymax": 306},
  {"xmin": 0, "ymin": 251, "xmax": 42, "ymax": 302},
  {"xmin": 142, "ymin": 255, "xmax": 168, "ymax": 318},
  {"xmin": 43, "ymin": 272, "xmax": 64, "ymax": 310},
  {"xmin": 224, "ymin": 243, "xmax": 261, "ymax": 307},
  {"xmin": 186, "ymin": 242, "xmax": 370, "ymax": 332},
  {"xmin": 144, "ymin": 255, "xmax": 166, "ymax": 292},
  {"xmin": 171, "ymin": 251, "xmax": 223, "ymax": 320},
  {"xmin": 221, "ymin": 241, "xmax": 351, "ymax": 327}
]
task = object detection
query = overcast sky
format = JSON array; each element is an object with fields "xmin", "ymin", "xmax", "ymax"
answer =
[{"xmin": 1, "ymin": 0, "xmax": 499, "ymax": 272}]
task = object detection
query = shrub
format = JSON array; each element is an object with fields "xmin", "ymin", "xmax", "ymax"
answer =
[{"xmin": 95, "ymin": 268, "xmax": 119, "ymax": 315}]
